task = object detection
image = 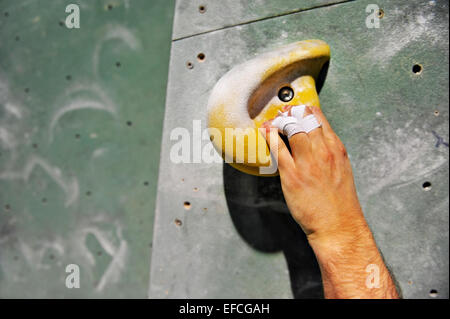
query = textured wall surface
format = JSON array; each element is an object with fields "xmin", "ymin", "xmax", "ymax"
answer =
[
  {"xmin": 0, "ymin": 0, "xmax": 448, "ymax": 299},
  {"xmin": 150, "ymin": 0, "xmax": 449, "ymax": 298},
  {"xmin": 0, "ymin": 0, "xmax": 174, "ymax": 297}
]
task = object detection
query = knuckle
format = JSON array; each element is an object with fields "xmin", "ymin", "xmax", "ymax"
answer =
[
  {"xmin": 336, "ymin": 137, "xmax": 348, "ymax": 155},
  {"xmin": 325, "ymin": 136, "xmax": 338, "ymax": 147},
  {"xmin": 338, "ymin": 142, "xmax": 348, "ymax": 157},
  {"xmin": 328, "ymin": 137, "xmax": 347, "ymax": 158},
  {"xmin": 321, "ymin": 149, "xmax": 334, "ymax": 163}
]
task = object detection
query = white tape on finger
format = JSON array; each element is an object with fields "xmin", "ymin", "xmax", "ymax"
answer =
[
  {"xmin": 271, "ymin": 110, "xmax": 321, "ymax": 139},
  {"xmin": 290, "ymin": 105, "xmax": 306, "ymax": 120},
  {"xmin": 271, "ymin": 116, "xmax": 299, "ymax": 138},
  {"xmin": 300, "ymin": 114, "xmax": 321, "ymax": 133}
]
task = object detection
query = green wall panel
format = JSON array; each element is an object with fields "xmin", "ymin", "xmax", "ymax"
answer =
[{"xmin": 0, "ymin": 0, "xmax": 174, "ymax": 298}]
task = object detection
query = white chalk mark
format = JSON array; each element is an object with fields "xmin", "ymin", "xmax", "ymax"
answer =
[
  {"xmin": 19, "ymin": 239, "xmax": 65, "ymax": 270},
  {"xmin": 49, "ymin": 98, "xmax": 116, "ymax": 142},
  {"xmin": 4, "ymin": 102, "xmax": 23, "ymax": 119},
  {"xmin": 93, "ymin": 24, "xmax": 142, "ymax": 75},
  {"xmin": 78, "ymin": 221, "xmax": 128, "ymax": 292},
  {"xmin": 0, "ymin": 126, "xmax": 16, "ymax": 149},
  {"xmin": 96, "ymin": 239, "xmax": 127, "ymax": 292},
  {"xmin": 359, "ymin": 122, "xmax": 447, "ymax": 199},
  {"xmin": 366, "ymin": 10, "xmax": 439, "ymax": 63},
  {"xmin": 49, "ymin": 83, "xmax": 117, "ymax": 142},
  {"xmin": 63, "ymin": 83, "xmax": 115, "ymax": 107},
  {"xmin": 92, "ymin": 147, "xmax": 107, "ymax": 158},
  {"xmin": 0, "ymin": 155, "xmax": 79, "ymax": 207}
]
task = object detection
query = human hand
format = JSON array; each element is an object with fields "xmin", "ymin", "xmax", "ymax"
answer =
[
  {"xmin": 260, "ymin": 105, "xmax": 399, "ymax": 298},
  {"xmin": 260, "ymin": 105, "xmax": 367, "ymax": 243}
]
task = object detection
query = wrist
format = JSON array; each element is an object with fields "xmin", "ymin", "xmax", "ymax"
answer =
[
  {"xmin": 306, "ymin": 214, "xmax": 374, "ymax": 258},
  {"xmin": 305, "ymin": 217, "xmax": 399, "ymax": 299}
]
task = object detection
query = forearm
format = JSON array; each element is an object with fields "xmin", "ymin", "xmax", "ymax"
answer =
[
  {"xmin": 262, "ymin": 105, "xmax": 399, "ymax": 299},
  {"xmin": 307, "ymin": 214, "xmax": 399, "ymax": 299}
]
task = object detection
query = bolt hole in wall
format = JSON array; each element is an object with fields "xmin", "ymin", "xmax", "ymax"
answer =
[
  {"xmin": 187, "ymin": 53, "xmax": 206, "ymax": 69},
  {"xmin": 429, "ymin": 289, "xmax": 438, "ymax": 298},
  {"xmin": 197, "ymin": 53, "xmax": 205, "ymax": 62},
  {"xmin": 183, "ymin": 201, "xmax": 191, "ymax": 210},
  {"xmin": 174, "ymin": 219, "xmax": 182, "ymax": 226},
  {"xmin": 412, "ymin": 64, "xmax": 423, "ymax": 74},
  {"xmin": 377, "ymin": 8, "xmax": 384, "ymax": 18},
  {"xmin": 198, "ymin": 5, "xmax": 206, "ymax": 13},
  {"xmin": 422, "ymin": 181, "xmax": 432, "ymax": 191}
]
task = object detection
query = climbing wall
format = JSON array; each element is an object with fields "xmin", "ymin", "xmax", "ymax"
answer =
[
  {"xmin": 0, "ymin": 0, "xmax": 174, "ymax": 297},
  {"xmin": 150, "ymin": 0, "xmax": 449, "ymax": 298}
]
